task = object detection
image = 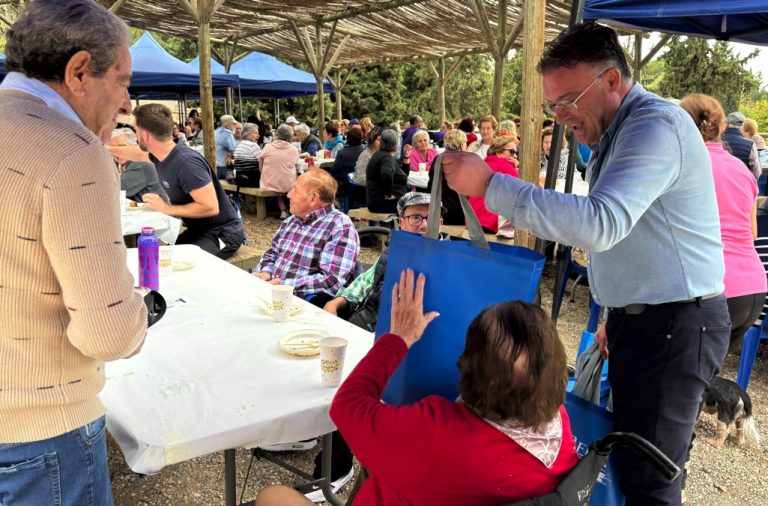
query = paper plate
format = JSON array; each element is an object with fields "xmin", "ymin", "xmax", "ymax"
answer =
[
  {"xmin": 125, "ymin": 203, "xmax": 147, "ymax": 212},
  {"xmin": 279, "ymin": 329, "xmax": 329, "ymax": 356},
  {"xmin": 172, "ymin": 260, "xmax": 195, "ymax": 272},
  {"xmin": 258, "ymin": 298, "xmax": 303, "ymax": 317}
]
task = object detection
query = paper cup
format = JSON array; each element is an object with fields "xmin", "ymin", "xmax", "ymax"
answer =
[
  {"xmin": 159, "ymin": 246, "xmax": 173, "ymax": 276},
  {"xmin": 119, "ymin": 190, "xmax": 127, "ymax": 215},
  {"xmin": 418, "ymin": 162, "xmax": 427, "ymax": 173},
  {"xmin": 271, "ymin": 284, "xmax": 294, "ymax": 322},
  {"xmin": 319, "ymin": 337, "xmax": 348, "ymax": 387}
]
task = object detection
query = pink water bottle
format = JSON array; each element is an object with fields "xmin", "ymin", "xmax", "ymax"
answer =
[{"xmin": 138, "ymin": 227, "xmax": 159, "ymax": 290}]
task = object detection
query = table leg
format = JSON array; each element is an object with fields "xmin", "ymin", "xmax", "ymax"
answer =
[
  {"xmin": 256, "ymin": 197, "xmax": 267, "ymax": 222},
  {"xmin": 225, "ymin": 448, "xmax": 237, "ymax": 506}
]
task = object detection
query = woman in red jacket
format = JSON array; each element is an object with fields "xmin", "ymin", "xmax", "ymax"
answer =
[
  {"xmin": 254, "ymin": 270, "xmax": 578, "ymax": 506},
  {"xmin": 470, "ymin": 136, "xmax": 519, "ymax": 233}
]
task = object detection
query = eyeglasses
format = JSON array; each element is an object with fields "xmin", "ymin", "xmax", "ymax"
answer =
[
  {"xmin": 543, "ymin": 69, "xmax": 609, "ymax": 116},
  {"xmin": 403, "ymin": 214, "xmax": 429, "ymax": 227}
]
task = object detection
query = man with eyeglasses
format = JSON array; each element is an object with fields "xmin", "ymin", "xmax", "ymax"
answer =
[
  {"xmin": 323, "ymin": 192, "xmax": 446, "ymax": 329},
  {"xmin": 441, "ymin": 22, "xmax": 728, "ymax": 506}
]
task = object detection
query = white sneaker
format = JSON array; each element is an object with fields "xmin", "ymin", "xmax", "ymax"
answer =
[
  {"xmin": 303, "ymin": 467, "xmax": 355, "ymax": 503},
  {"xmin": 259, "ymin": 438, "xmax": 317, "ymax": 452}
]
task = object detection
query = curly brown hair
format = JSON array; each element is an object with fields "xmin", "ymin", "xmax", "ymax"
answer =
[
  {"xmin": 679, "ymin": 93, "xmax": 725, "ymax": 143},
  {"xmin": 458, "ymin": 301, "xmax": 567, "ymax": 427}
]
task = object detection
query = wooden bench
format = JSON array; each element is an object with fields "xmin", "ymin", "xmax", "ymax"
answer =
[
  {"xmin": 219, "ymin": 181, "xmax": 286, "ymax": 222},
  {"xmin": 227, "ymin": 245, "xmax": 262, "ymax": 272}
]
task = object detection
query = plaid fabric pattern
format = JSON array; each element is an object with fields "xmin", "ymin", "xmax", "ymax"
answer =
[
  {"xmin": 257, "ymin": 205, "xmax": 359, "ymax": 298},
  {"xmin": 337, "ymin": 260, "xmax": 377, "ymax": 304}
]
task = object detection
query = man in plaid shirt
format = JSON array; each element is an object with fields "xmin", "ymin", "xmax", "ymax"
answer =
[{"xmin": 254, "ymin": 170, "xmax": 359, "ymax": 302}]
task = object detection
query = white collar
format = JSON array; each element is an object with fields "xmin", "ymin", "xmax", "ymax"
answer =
[
  {"xmin": 1, "ymin": 72, "xmax": 83, "ymax": 125},
  {"xmin": 483, "ymin": 412, "xmax": 563, "ymax": 468}
]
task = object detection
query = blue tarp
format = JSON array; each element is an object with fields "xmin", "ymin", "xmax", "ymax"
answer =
[
  {"xmin": 583, "ymin": 1, "xmax": 768, "ymax": 46},
  {"xmin": 129, "ymin": 32, "xmax": 238, "ymax": 94},
  {"xmin": 0, "ymin": 54, "xmax": 5, "ymax": 81},
  {"xmin": 210, "ymin": 51, "xmax": 332, "ymax": 98}
]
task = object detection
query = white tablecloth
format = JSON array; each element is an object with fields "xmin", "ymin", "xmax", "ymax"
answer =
[
  {"xmin": 121, "ymin": 210, "xmax": 181, "ymax": 245},
  {"xmin": 101, "ymin": 245, "xmax": 374, "ymax": 474}
]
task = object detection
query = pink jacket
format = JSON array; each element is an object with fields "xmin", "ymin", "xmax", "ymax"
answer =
[
  {"xmin": 469, "ymin": 155, "xmax": 519, "ymax": 232},
  {"xmin": 259, "ymin": 140, "xmax": 299, "ymax": 192}
]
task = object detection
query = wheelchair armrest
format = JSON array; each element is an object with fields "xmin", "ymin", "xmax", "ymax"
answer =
[{"xmin": 592, "ymin": 432, "xmax": 680, "ymax": 481}]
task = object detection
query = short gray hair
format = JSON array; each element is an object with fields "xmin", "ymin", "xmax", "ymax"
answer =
[
  {"xmin": 111, "ymin": 127, "xmax": 137, "ymax": 145},
  {"xmin": 412, "ymin": 129, "xmax": 430, "ymax": 144},
  {"xmin": 294, "ymin": 123, "xmax": 310, "ymax": 136},
  {"xmin": 380, "ymin": 129, "xmax": 399, "ymax": 153},
  {"xmin": 220, "ymin": 115, "xmax": 237, "ymax": 127},
  {"xmin": 5, "ymin": 0, "xmax": 130, "ymax": 82},
  {"xmin": 275, "ymin": 124, "xmax": 294, "ymax": 142},
  {"xmin": 241, "ymin": 123, "xmax": 258, "ymax": 138}
]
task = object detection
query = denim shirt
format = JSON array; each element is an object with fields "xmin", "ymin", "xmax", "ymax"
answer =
[
  {"xmin": 486, "ymin": 84, "xmax": 724, "ymax": 307},
  {"xmin": 214, "ymin": 126, "xmax": 237, "ymax": 167}
]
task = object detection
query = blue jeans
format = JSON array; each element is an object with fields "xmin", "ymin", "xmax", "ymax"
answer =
[{"xmin": 0, "ymin": 416, "xmax": 113, "ymax": 506}]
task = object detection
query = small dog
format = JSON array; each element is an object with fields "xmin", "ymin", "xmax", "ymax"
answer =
[{"xmin": 700, "ymin": 376, "xmax": 760, "ymax": 447}]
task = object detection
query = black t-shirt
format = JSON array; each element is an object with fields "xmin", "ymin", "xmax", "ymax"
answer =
[{"xmin": 151, "ymin": 143, "xmax": 240, "ymax": 233}]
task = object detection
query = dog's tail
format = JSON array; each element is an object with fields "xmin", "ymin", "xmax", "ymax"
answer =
[{"xmin": 741, "ymin": 414, "xmax": 761, "ymax": 446}]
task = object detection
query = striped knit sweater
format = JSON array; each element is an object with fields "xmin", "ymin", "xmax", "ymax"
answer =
[{"xmin": 0, "ymin": 89, "xmax": 147, "ymax": 443}]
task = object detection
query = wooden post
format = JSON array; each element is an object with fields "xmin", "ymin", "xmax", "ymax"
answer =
[
  {"xmin": 516, "ymin": 0, "xmax": 545, "ymax": 249},
  {"xmin": 315, "ymin": 24, "xmax": 325, "ymax": 131},
  {"xmin": 197, "ymin": 1, "xmax": 217, "ymax": 170},
  {"xmin": 335, "ymin": 69, "xmax": 343, "ymax": 122},
  {"xmin": 633, "ymin": 34, "xmax": 642, "ymax": 83},
  {"xmin": 437, "ymin": 58, "xmax": 446, "ymax": 126},
  {"xmin": 492, "ymin": 57, "xmax": 505, "ymax": 119}
]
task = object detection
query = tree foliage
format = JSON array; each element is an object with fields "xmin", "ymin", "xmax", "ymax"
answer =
[{"xmin": 658, "ymin": 36, "xmax": 760, "ymax": 112}]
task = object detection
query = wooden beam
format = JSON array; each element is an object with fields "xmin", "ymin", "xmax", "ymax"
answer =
[
  {"xmin": 290, "ymin": 21, "xmax": 318, "ymax": 73},
  {"xmin": 444, "ymin": 56, "xmax": 466, "ymax": 83},
  {"xmin": 176, "ymin": 0, "xmax": 200, "ymax": 24},
  {"xmin": 633, "ymin": 34, "xmax": 642, "ymax": 82},
  {"xmin": 196, "ymin": 0, "xmax": 216, "ymax": 170},
  {"xmin": 232, "ymin": 49, "xmax": 251, "ymax": 64},
  {"xmin": 501, "ymin": 17, "xmax": 525, "ymax": 56},
  {"xmin": 318, "ymin": 0, "xmax": 430, "ymax": 24},
  {"xmin": 315, "ymin": 24, "xmax": 325, "ymax": 130},
  {"xmin": 0, "ymin": 13, "xmax": 13, "ymax": 27},
  {"xmin": 210, "ymin": 46, "xmax": 224, "ymax": 64},
  {"xmin": 109, "ymin": 0, "xmax": 129, "ymax": 14},
  {"xmin": 437, "ymin": 58, "xmax": 446, "ymax": 126},
  {"xmin": 497, "ymin": 0, "xmax": 508, "ymax": 57},
  {"xmin": 319, "ymin": 20, "xmax": 339, "ymax": 77},
  {"xmin": 469, "ymin": 0, "xmax": 499, "ymax": 59},
  {"xmin": 335, "ymin": 69, "xmax": 342, "ymax": 122},
  {"xmin": 337, "ymin": 47, "xmax": 487, "ymax": 69},
  {"xmin": 339, "ymin": 68, "xmax": 354, "ymax": 89},
  {"xmin": 322, "ymin": 35, "xmax": 350, "ymax": 76},
  {"xmin": 640, "ymin": 33, "xmax": 672, "ymax": 68},
  {"xmin": 427, "ymin": 61, "xmax": 439, "ymax": 80},
  {"xmin": 517, "ymin": 0, "xmax": 546, "ymax": 248}
]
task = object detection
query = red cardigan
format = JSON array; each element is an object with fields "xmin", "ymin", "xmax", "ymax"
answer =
[
  {"xmin": 330, "ymin": 333, "xmax": 578, "ymax": 506},
  {"xmin": 469, "ymin": 154, "xmax": 519, "ymax": 233}
]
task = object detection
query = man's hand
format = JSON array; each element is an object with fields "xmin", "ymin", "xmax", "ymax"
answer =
[
  {"xmin": 254, "ymin": 272, "xmax": 271, "ymax": 281},
  {"xmin": 440, "ymin": 151, "xmax": 494, "ymax": 197},
  {"xmin": 390, "ymin": 269, "xmax": 439, "ymax": 348},
  {"xmin": 323, "ymin": 297, "xmax": 348, "ymax": 316},
  {"xmin": 595, "ymin": 321, "xmax": 609, "ymax": 359},
  {"xmin": 142, "ymin": 193, "xmax": 170, "ymax": 213}
]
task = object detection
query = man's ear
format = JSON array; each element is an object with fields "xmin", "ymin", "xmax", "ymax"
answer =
[{"xmin": 63, "ymin": 50, "xmax": 93, "ymax": 97}]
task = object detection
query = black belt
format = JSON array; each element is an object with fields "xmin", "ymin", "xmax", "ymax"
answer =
[{"xmin": 608, "ymin": 293, "xmax": 721, "ymax": 315}]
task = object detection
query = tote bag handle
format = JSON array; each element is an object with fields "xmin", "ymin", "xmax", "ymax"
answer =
[{"xmin": 427, "ymin": 154, "xmax": 490, "ymax": 250}]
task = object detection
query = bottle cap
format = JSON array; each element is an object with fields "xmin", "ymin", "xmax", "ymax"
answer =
[{"xmin": 141, "ymin": 227, "xmax": 156, "ymax": 234}]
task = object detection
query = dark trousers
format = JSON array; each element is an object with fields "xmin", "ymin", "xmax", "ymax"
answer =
[
  {"xmin": 177, "ymin": 226, "xmax": 244, "ymax": 260},
  {"xmin": 606, "ymin": 296, "xmax": 730, "ymax": 506},
  {"xmin": 366, "ymin": 196, "xmax": 398, "ymax": 214},
  {"xmin": 726, "ymin": 291, "xmax": 766, "ymax": 342}
]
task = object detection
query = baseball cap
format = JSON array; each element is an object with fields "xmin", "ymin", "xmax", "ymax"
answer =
[
  {"xmin": 726, "ymin": 111, "xmax": 745, "ymax": 127},
  {"xmin": 396, "ymin": 192, "xmax": 445, "ymax": 217},
  {"xmin": 349, "ymin": 118, "xmax": 360, "ymax": 125},
  {"xmin": 285, "ymin": 115, "xmax": 299, "ymax": 125}
]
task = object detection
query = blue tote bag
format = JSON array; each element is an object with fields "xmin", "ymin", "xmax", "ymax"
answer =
[{"xmin": 376, "ymin": 155, "xmax": 545, "ymax": 404}]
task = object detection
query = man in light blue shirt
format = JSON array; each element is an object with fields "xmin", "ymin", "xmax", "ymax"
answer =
[
  {"xmin": 443, "ymin": 22, "xmax": 729, "ymax": 506},
  {"xmin": 214, "ymin": 114, "xmax": 238, "ymax": 179}
]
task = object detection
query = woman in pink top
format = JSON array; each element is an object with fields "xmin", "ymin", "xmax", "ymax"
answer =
[
  {"xmin": 409, "ymin": 129, "xmax": 438, "ymax": 172},
  {"xmin": 470, "ymin": 137, "xmax": 519, "ymax": 233},
  {"xmin": 260, "ymin": 123, "xmax": 299, "ymax": 218},
  {"xmin": 681, "ymin": 94, "xmax": 767, "ymax": 345}
]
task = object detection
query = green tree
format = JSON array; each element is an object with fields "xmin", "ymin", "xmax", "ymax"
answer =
[
  {"xmin": 741, "ymin": 100, "xmax": 768, "ymax": 134},
  {"xmin": 658, "ymin": 36, "xmax": 760, "ymax": 112}
]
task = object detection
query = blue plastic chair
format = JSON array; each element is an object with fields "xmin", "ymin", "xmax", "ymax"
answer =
[
  {"xmin": 737, "ymin": 318, "xmax": 768, "ymax": 390},
  {"xmin": 553, "ymin": 247, "xmax": 589, "ymax": 320}
]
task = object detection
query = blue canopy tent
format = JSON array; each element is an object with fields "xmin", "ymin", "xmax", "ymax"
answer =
[
  {"xmin": 0, "ymin": 54, "xmax": 5, "ymax": 82},
  {"xmin": 129, "ymin": 32, "xmax": 239, "ymax": 95},
  {"xmin": 583, "ymin": 1, "xmax": 768, "ymax": 45},
  {"xmin": 224, "ymin": 51, "xmax": 331, "ymax": 98}
]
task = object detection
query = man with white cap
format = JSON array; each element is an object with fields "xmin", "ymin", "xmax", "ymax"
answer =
[
  {"xmin": 284, "ymin": 115, "xmax": 299, "ymax": 127},
  {"xmin": 722, "ymin": 111, "xmax": 760, "ymax": 178}
]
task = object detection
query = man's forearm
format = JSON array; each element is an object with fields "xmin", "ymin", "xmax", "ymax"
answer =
[{"xmin": 163, "ymin": 201, "xmax": 218, "ymax": 218}]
